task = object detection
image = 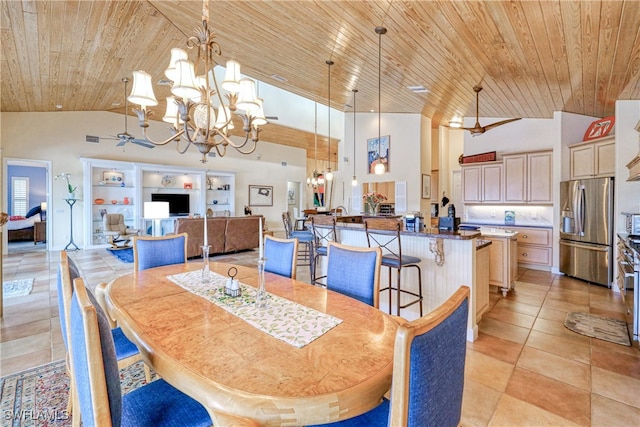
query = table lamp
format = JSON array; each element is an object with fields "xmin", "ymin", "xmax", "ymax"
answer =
[
  {"xmin": 40, "ymin": 202, "xmax": 47, "ymax": 221},
  {"xmin": 144, "ymin": 201, "xmax": 169, "ymax": 236}
]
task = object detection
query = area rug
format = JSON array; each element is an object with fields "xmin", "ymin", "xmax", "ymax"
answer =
[
  {"xmin": 2, "ymin": 278, "xmax": 34, "ymax": 298},
  {"xmin": 0, "ymin": 360, "xmax": 153, "ymax": 426},
  {"xmin": 107, "ymin": 247, "xmax": 133, "ymax": 263},
  {"xmin": 564, "ymin": 312, "xmax": 631, "ymax": 346}
]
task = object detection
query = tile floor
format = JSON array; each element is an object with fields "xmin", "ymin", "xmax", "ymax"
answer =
[{"xmin": 1, "ymin": 245, "xmax": 639, "ymax": 426}]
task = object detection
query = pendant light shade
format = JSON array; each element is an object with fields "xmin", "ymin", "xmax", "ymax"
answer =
[{"xmin": 374, "ymin": 26, "xmax": 387, "ymax": 175}]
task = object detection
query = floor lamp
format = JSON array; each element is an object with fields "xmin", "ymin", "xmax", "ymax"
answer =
[{"xmin": 144, "ymin": 202, "xmax": 169, "ymax": 236}]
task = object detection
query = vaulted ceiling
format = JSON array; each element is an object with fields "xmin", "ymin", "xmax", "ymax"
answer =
[{"xmin": 2, "ymin": 1, "xmax": 639, "ymax": 161}]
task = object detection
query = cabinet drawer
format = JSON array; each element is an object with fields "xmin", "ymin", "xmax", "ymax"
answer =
[
  {"xmin": 512, "ymin": 227, "xmax": 551, "ymax": 246},
  {"xmin": 518, "ymin": 246, "xmax": 551, "ymax": 265}
]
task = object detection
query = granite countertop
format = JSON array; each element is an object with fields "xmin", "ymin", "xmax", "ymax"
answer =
[
  {"xmin": 460, "ymin": 222, "xmax": 552, "ymax": 229},
  {"xmin": 329, "ymin": 222, "xmax": 481, "ymax": 240},
  {"xmin": 478, "ymin": 227, "xmax": 519, "ymax": 238},
  {"xmin": 476, "ymin": 239, "xmax": 493, "ymax": 250}
]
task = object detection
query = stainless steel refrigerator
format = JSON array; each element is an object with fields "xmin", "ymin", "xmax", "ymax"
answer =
[{"xmin": 559, "ymin": 177, "xmax": 614, "ymax": 287}]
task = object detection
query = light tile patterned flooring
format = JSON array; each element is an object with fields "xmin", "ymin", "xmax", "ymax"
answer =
[{"xmin": 1, "ymin": 245, "xmax": 639, "ymax": 426}]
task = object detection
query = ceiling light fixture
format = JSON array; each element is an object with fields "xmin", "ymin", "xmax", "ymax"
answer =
[
  {"xmin": 325, "ymin": 59, "xmax": 334, "ymax": 182},
  {"xmin": 407, "ymin": 85, "xmax": 429, "ymax": 94},
  {"xmin": 374, "ymin": 26, "xmax": 387, "ymax": 175},
  {"xmin": 449, "ymin": 117, "xmax": 463, "ymax": 128},
  {"xmin": 127, "ymin": 0, "xmax": 268, "ymax": 163},
  {"xmin": 352, "ymin": 89, "xmax": 358, "ymax": 187}
]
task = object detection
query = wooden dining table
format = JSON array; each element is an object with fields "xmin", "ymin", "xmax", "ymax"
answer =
[{"xmin": 105, "ymin": 262, "xmax": 399, "ymax": 426}]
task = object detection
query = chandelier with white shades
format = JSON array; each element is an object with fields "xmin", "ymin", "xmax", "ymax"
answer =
[{"xmin": 127, "ymin": 0, "xmax": 267, "ymax": 163}]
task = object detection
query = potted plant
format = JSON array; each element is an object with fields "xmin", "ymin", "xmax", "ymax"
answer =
[
  {"xmin": 362, "ymin": 192, "xmax": 387, "ymax": 214},
  {"xmin": 55, "ymin": 173, "xmax": 78, "ymax": 199}
]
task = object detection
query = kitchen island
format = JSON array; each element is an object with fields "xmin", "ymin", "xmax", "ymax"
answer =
[{"xmin": 313, "ymin": 222, "xmax": 484, "ymax": 341}]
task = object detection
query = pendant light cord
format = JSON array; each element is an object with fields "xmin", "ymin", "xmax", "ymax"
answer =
[
  {"xmin": 375, "ymin": 26, "xmax": 387, "ymax": 174},
  {"xmin": 352, "ymin": 89, "xmax": 357, "ymax": 183},
  {"xmin": 326, "ymin": 60, "xmax": 333, "ymax": 174}
]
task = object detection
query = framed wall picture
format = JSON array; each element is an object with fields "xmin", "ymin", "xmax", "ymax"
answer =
[
  {"xmin": 422, "ymin": 174, "xmax": 431, "ymax": 199},
  {"xmin": 103, "ymin": 171, "xmax": 124, "ymax": 184},
  {"xmin": 367, "ymin": 135, "xmax": 390, "ymax": 174},
  {"xmin": 249, "ymin": 185, "xmax": 273, "ymax": 206}
]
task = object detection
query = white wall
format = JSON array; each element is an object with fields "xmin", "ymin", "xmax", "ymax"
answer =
[
  {"xmin": 339, "ymin": 112, "xmax": 423, "ymax": 214},
  {"xmin": 1, "ymin": 111, "xmax": 307, "ymax": 250},
  {"xmin": 462, "ymin": 117, "xmax": 555, "ymax": 156}
]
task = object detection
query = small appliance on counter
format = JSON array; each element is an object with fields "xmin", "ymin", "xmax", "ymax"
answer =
[
  {"xmin": 622, "ymin": 212, "xmax": 640, "ymax": 235},
  {"xmin": 404, "ymin": 212, "xmax": 424, "ymax": 232},
  {"xmin": 439, "ymin": 204, "xmax": 460, "ymax": 231}
]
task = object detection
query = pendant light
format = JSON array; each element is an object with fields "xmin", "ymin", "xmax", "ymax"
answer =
[
  {"xmin": 374, "ymin": 26, "xmax": 387, "ymax": 175},
  {"xmin": 325, "ymin": 59, "xmax": 334, "ymax": 181},
  {"xmin": 352, "ymin": 89, "xmax": 358, "ymax": 186}
]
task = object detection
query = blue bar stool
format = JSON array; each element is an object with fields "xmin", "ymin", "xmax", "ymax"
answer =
[{"xmin": 310, "ymin": 214, "xmax": 338, "ymax": 286}]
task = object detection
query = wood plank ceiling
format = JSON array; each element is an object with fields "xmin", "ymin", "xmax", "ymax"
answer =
[{"xmin": 2, "ymin": 1, "xmax": 639, "ymax": 162}]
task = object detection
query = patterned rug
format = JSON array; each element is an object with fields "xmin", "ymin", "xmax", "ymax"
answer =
[
  {"xmin": 106, "ymin": 247, "xmax": 133, "ymax": 263},
  {"xmin": 0, "ymin": 360, "xmax": 153, "ymax": 426},
  {"xmin": 564, "ymin": 312, "xmax": 631, "ymax": 346},
  {"xmin": 2, "ymin": 278, "xmax": 34, "ymax": 298}
]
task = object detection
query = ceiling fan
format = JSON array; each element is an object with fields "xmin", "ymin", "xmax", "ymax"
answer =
[
  {"xmin": 461, "ymin": 86, "xmax": 521, "ymax": 136},
  {"xmin": 99, "ymin": 78, "xmax": 155, "ymax": 149}
]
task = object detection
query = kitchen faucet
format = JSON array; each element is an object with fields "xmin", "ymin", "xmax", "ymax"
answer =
[{"xmin": 333, "ymin": 205, "xmax": 348, "ymax": 216}]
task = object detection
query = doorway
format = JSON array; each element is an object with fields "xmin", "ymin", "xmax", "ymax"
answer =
[
  {"xmin": 286, "ymin": 181, "xmax": 303, "ymax": 226},
  {"xmin": 3, "ymin": 159, "xmax": 50, "ymax": 254}
]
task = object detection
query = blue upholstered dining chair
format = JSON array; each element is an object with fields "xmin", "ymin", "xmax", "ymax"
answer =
[
  {"xmin": 132, "ymin": 232, "xmax": 188, "ymax": 271},
  {"xmin": 57, "ymin": 251, "xmax": 149, "ymax": 419},
  {"xmin": 326, "ymin": 242, "xmax": 382, "ymax": 307},
  {"xmin": 69, "ymin": 277, "xmax": 212, "ymax": 427},
  {"xmin": 264, "ymin": 234, "xmax": 299, "ymax": 279},
  {"xmin": 315, "ymin": 286, "xmax": 469, "ymax": 427}
]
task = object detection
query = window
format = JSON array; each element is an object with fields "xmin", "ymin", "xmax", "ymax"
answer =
[{"xmin": 12, "ymin": 177, "xmax": 29, "ymax": 216}]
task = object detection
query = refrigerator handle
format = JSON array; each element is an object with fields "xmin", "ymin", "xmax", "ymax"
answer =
[
  {"xmin": 559, "ymin": 240, "xmax": 609, "ymax": 252},
  {"xmin": 575, "ymin": 184, "xmax": 585, "ymax": 236}
]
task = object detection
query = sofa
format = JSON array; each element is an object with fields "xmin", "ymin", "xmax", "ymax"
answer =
[{"xmin": 174, "ymin": 216, "xmax": 263, "ymax": 258}]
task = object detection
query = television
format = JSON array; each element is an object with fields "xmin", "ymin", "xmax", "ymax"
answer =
[{"xmin": 151, "ymin": 193, "xmax": 190, "ymax": 216}]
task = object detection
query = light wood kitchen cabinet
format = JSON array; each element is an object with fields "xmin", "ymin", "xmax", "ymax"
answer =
[
  {"xmin": 503, "ymin": 151, "xmax": 552, "ymax": 204},
  {"xmin": 475, "ymin": 243, "xmax": 490, "ymax": 320},
  {"xmin": 510, "ymin": 226, "xmax": 552, "ymax": 268},
  {"xmin": 462, "ymin": 162, "xmax": 503, "ymax": 204},
  {"xmin": 485, "ymin": 235, "xmax": 517, "ymax": 296},
  {"xmin": 569, "ymin": 136, "xmax": 615, "ymax": 179}
]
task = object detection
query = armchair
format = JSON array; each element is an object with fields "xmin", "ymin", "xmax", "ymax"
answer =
[{"xmin": 102, "ymin": 213, "xmax": 139, "ymax": 248}]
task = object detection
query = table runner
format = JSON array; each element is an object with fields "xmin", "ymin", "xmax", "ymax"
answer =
[{"xmin": 168, "ymin": 270, "xmax": 342, "ymax": 348}]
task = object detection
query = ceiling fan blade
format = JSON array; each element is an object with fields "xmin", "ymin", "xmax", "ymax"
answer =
[
  {"xmin": 461, "ymin": 121, "xmax": 485, "ymax": 135},
  {"xmin": 131, "ymin": 139, "xmax": 155, "ymax": 149},
  {"xmin": 116, "ymin": 139, "xmax": 127, "ymax": 147},
  {"xmin": 483, "ymin": 117, "xmax": 522, "ymax": 131}
]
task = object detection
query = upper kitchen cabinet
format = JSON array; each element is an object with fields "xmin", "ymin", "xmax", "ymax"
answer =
[
  {"xmin": 569, "ymin": 136, "xmax": 615, "ymax": 179},
  {"xmin": 462, "ymin": 162, "xmax": 503, "ymax": 204},
  {"xmin": 503, "ymin": 151, "xmax": 552, "ymax": 204}
]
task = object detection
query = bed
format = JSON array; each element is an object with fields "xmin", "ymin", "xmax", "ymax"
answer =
[{"xmin": 6, "ymin": 206, "xmax": 44, "ymax": 242}]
